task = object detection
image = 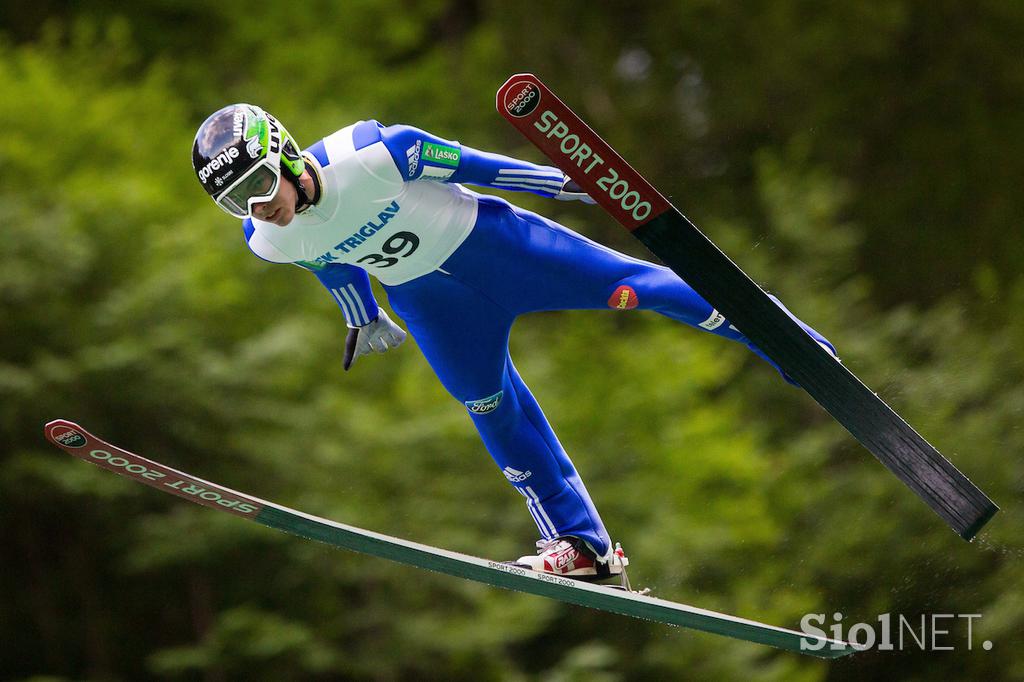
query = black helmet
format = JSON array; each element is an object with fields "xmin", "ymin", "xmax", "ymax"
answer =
[{"xmin": 192, "ymin": 103, "xmax": 305, "ymax": 218}]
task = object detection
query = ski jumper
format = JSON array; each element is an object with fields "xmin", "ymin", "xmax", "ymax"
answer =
[{"xmin": 242, "ymin": 121, "xmax": 832, "ymax": 559}]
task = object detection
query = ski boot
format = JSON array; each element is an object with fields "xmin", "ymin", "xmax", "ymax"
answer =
[{"xmin": 511, "ymin": 537, "xmax": 643, "ymax": 592}]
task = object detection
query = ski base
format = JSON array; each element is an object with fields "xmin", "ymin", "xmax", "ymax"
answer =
[{"xmin": 45, "ymin": 419, "xmax": 852, "ymax": 659}]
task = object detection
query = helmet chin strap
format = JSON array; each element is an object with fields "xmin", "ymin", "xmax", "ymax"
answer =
[{"xmin": 285, "ymin": 162, "xmax": 322, "ymax": 214}]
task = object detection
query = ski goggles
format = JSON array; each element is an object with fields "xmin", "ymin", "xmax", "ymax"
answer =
[
  {"xmin": 215, "ymin": 161, "xmax": 281, "ymax": 218},
  {"xmin": 214, "ymin": 117, "xmax": 284, "ymax": 219}
]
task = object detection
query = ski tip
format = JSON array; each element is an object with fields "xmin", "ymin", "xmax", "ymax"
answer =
[
  {"xmin": 44, "ymin": 419, "xmax": 89, "ymax": 449},
  {"xmin": 499, "ymin": 72, "xmax": 539, "ymax": 88},
  {"xmin": 496, "ymin": 73, "xmax": 542, "ymax": 115}
]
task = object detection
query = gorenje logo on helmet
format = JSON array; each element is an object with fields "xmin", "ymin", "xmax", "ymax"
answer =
[{"xmin": 198, "ymin": 147, "xmax": 240, "ymax": 183}]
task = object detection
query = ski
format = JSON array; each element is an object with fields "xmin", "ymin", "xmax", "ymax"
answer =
[
  {"xmin": 45, "ymin": 419, "xmax": 851, "ymax": 658},
  {"xmin": 496, "ymin": 74, "xmax": 997, "ymax": 541}
]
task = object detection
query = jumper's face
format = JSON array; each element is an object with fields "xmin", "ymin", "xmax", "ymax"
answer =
[{"xmin": 251, "ymin": 177, "xmax": 298, "ymax": 226}]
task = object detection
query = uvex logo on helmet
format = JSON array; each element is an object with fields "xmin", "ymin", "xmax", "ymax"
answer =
[{"xmin": 198, "ymin": 146, "xmax": 240, "ymax": 182}]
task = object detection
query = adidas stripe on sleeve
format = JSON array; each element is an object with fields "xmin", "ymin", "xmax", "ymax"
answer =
[
  {"xmin": 297, "ymin": 261, "xmax": 380, "ymax": 328},
  {"xmin": 372, "ymin": 121, "xmax": 567, "ymax": 199},
  {"xmin": 243, "ymin": 219, "xmax": 379, "ymax": 327}
]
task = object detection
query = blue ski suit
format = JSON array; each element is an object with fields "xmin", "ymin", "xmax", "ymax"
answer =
[{"xmin": 242, "ymin": 121, "xmax": 835, "ymax": 559}]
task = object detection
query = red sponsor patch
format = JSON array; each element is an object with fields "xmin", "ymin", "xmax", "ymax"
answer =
[{"xmin": 607, "ymin": 285, "xmax": 639, "ymax": 310}]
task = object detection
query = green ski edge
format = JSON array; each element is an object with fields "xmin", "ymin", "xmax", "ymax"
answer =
[{"xmin": 43, "ymin": 419, "xmax": 852, "ymax": 659}]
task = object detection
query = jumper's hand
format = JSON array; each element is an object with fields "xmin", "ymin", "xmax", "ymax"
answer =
[
  {"xmin": 343, "ymin": 309, "xmax": 407, "ymax": 370},
  {"xmin": 746, "ymin": 295, "xmax": 839, "ymax": 387},
  {"xmin": 746, "ymin": 338, "xmax": 838, "ymax": 387},
  {"xmin": 554, "ymin": 175, "xmax": 596, "ymax": 204}
]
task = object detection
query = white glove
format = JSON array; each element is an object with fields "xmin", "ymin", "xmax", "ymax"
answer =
[
  {"xmin": 343, "ymin": 309, "xmax": 407, "ymax": 371},
  {"xmin": 553, "ymin": 174, "xmax": 597, "ymax": 204}
]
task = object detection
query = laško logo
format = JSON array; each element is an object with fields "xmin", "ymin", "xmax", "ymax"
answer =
[
  {"xmin": 422, "ymin": 142, "xmax": 460, "ymax": 168},
  {"xmin": 607, "ymin": 285, "xmax": 639, "ymax": 310}
]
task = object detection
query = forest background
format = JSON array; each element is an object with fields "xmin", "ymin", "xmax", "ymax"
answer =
[{"xmin": 2, "ymin": 2, "xmax": 1023, "ymax": 680}]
